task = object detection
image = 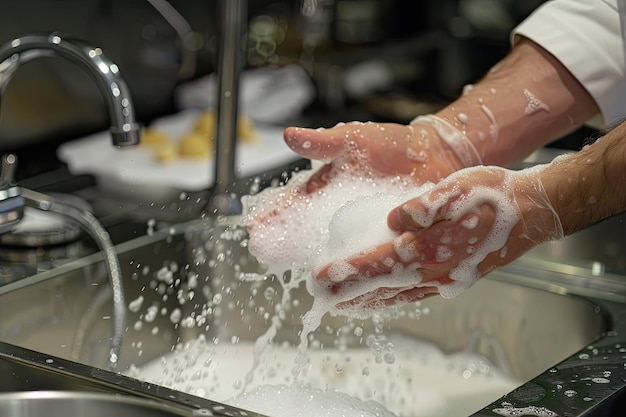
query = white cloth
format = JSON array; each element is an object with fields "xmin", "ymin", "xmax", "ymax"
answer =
[
  {"xmin": 174, "ymin": 65, "xmax": 315, "ymax": 124},
  {"xmin": 511, "ymin": 0, "xmax": 626, "ymax": 129}
]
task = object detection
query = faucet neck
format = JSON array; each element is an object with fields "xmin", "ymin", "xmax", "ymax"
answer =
[{"xmin": 0, "ymin": 33, "xmax": 140, "ymax": 147}]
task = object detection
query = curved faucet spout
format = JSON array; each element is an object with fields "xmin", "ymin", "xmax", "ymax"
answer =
[{"xmin": 0, "ymin": 33, "xmax": 140, "ymax": 147}]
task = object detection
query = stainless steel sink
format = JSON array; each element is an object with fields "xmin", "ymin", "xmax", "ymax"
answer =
[
  {"xmin": 1, "ymin": 217, "xmax": 626, "ymax": 417},
  {"xmin": 0, "ymin": 391, "xmax": 191, "ymax": 417}
]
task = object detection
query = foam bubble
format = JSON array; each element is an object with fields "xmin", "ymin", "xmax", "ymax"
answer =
[
  {"xmin": 242, "ymin": 164, "xmax": 419, "ymax": 274},
  {"xmin": 492, "ymin": 406, "xmax": 558, "ymax": 417},
  {"xmin": 226, "ymin": 384, "xmax": 396, "ymax": 417},
  {"xmin": 313, "ymin": 188, "xmax": 429, "ymax": 272},
  {"xmin": 523, "ymin": 88, "xmax": 550, "ymax": 115}
]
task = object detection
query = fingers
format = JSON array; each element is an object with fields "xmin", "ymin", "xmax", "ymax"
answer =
[
  {"xmin": 335, "ymin": 285, "xmax": 441, "ymax": 311},
  {"xmin": 387, "ymin": 182, "xmax": 460, "ymax": 233},
  {"xmin": 303, "ymin": 164, "xmax": 334, "ymax": 194},
  {"xmin": 316, "ymin": 201, "xmax": 496, "ymax": 308},
  {"xmin": 283, "ymin": 127, "xmax": 345, "ymax": 161},
  {"xmin": 387, "ymin": 205, "xmax": 414, "ymax": 233}
]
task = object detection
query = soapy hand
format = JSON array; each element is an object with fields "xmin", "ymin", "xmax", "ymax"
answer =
[
  {"xmin": 313, "ymin": 165, "xmax": 563, "ymax": 310},
  {"xmin": 283, "ymin": 117, "xmax": 481, "ymax": 194},
  {"xmin": 244, "ymin": 118, "xmax": 478, "ymax": 254}
]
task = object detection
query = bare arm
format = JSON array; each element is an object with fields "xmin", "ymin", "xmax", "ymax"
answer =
[
  {"xmin": 541, "ymin": 120, "xmax": 626, "ymax": 236},
  {"xmin": 283, "ymin": 38, "xmax": 601, "ymax": 186},
  {"xmin": 435, "ymin": 38, "xmax": 600, "ymax": 166}
]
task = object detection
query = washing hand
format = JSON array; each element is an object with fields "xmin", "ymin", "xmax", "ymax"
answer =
[
  {"xmin": 246, "ymin": 117, "xmax": 479, "ymax": 224},
  {"xmin": 313, "ymin": 165, "xmax": 563, "ymax": 310},
  {"xmin": 243, "ymin": 117, "xmax": 482, "ymax": 264},
  {"xmin": 283, "ymin": 116, "xmax": 482, "ymax": 193}
]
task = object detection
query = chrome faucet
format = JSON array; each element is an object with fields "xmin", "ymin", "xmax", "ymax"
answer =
[
  {"xmin": 0, "ymin": 33, "xmax": 137, "ymax": 368},
  {"xmin": 0, "ymin": 32, "xmax": 142, "ymax": 231},
  {"xmin": 0, "ymin": 32, "xmax": 141, "ymax": 147}
]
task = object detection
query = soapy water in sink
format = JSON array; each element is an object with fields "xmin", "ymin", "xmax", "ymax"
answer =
[
  {"xmin": 130, "ymin": 333, "xmax": 519, "ymax": 417},
  {"xmin": 129, "ymin": 154, "xmax": 523, "ymax": 416}
]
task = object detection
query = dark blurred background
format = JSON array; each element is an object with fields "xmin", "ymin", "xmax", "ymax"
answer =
[{"xmin": 0, "ymin": 0, "xmax": 592, "ymax": 179}]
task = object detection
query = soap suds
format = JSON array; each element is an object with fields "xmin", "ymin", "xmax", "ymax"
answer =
[
  {"xmin": 492, "ymin": 405, "xmax": 558, "ymax": 417},
  {"xmin": 480, "ymin": 104, "xmax": 499, "ymax": 143},
  {"xmin": 244, "ymin": 161, "xmax": 522, "ymax": 311},
  {"xmin": 226, "ymin": 384, "xmax": 396, "ymax": 417},
  {"xmin": 523, "ymin": 88, "xmax": 550, "ymax": 115}
]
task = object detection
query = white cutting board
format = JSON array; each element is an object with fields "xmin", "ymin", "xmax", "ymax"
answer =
[{"xmin": 57, "ymin": 110, "xmax": 300, "ymax": 191}]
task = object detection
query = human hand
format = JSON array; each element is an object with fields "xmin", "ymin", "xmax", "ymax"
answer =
[
  {"xmin": 312, "ymin": 165, "xmax": 563, "ymax": 311},
  {"xmin": 283, "ymin": 116, "xmax": 482, "ymax": 194},
  {"xmin": 243, "ymin": 117, "xmax": 481, "ymax": 267}
]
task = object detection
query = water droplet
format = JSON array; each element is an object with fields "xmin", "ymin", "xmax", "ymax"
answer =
[
  {"xmin": 192, "ymin": 408, "xmax": 213, "ymax": 416},
  {"xmin": 264, "ymin": 287, "xmax": 276, "ymax": 300}
]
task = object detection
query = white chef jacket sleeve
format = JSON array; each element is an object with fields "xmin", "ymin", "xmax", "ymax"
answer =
[{"xmin": 511, "ymin": 0, "xmax": 626, "ymax": 129}]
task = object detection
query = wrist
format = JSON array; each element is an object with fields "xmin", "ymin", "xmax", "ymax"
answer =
[
  {"xmin": 514, "ymin": 166, "xmax": 564, "ymax": 244},
  {"xmin": 434, "ymin": 38, "xmax": 599, "ymax": 167},
  {"xmin": 410, "ymin": 114, "xmax": 483, "ymax": 168},
  {"xmin": 543, "ymin": 122, "xmax": 626, "ymax": 236}
]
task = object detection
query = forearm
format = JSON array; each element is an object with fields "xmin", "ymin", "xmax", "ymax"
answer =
[
  {"xmin": 540, "ymin": 120, "xmax": 626, "ymax": 236},
  {"xmin": 434, "ymin": 38, "xmax": 599, "ymax": 167}
]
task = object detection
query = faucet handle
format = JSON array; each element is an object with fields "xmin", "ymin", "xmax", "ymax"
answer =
[
  {"xmin": 0, "ymin": 154, "xmax": 23, "ymax": 234},
  {"xmin": 0, "ymin": 153, "xmax": 17, "ymax": 187}
]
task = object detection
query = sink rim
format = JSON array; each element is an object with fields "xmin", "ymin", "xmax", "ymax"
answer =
[
  {"xmin": 0, "ymin": 390, "xmax": 191, "ymax": 416},
  {"xmin": 0, "ymin": 341, "xmax": 268, "ymax": 417}
]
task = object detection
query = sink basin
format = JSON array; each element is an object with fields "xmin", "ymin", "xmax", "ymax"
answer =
[{"xmin": 1, "ymin": 218, "xmax": 626, "ymax": 417}]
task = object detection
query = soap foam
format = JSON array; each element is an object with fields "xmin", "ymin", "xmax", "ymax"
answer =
[
  {"xmin": 132, "ymin": 335, "xmax": 520, "ymax": 417},
  {"xmin": 492, "ymin": 406, "xmax": 558, "ymax": 417},
  {"xmin": 241, "ymin": 163, "xmax": 416, "ymax": 274},
  {"xmin": 244, "ymin": 163, "xmax": 522, "ymax": 311},
  {"xmin": 312, "ymin": 187, "xmax": 432, "ymax": 278},
  {"xmin": 225, "ymin": 384, "xmax": 396, "ymax": 417}
]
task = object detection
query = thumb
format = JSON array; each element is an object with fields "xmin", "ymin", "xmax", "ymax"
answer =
[{"xmin": 387, "ymin": 204, "xmax": 422, "ymax": 233}]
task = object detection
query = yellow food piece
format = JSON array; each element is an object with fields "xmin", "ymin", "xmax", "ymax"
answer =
[
  {"xmin": 237, "ymin": 114, "xmax": 258, "ymax": 143},
  {"xmin": 153, "ymin": 143, "xmax": 178, "ymax": 163},
  {"xmin": 194, "ymin": 109, "xmax": 258, "ymax": 143},
  {"xmin": 178, "ymin": 131, "xmax": 212, "ymax": 158},
  {"xmin": 141, "ymin": 127, "xmax": 170, "ymax": 147},
  {"xmin": 195, "ymin": 110, "xmax": 216, "ymax": 136},
  {"xmin": 150, "ymin": 110, "xmax": 257, "ymax": 164}
]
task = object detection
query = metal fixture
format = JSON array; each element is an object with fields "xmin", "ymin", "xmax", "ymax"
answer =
[
  {"xmin": 0, "ymin": 32, "xmax": 141, "ymax": 147},
  {"xmin": 0, "ymin": 154, "xmax": 23, "ymax": 234},
  {"xmin": 22, "ymin": 186, "xmax": 126, "ymax": 371},
  {"xmin": 0, "ymin": 154, "xmax": 126, "ymax": 371},
  {"xmin": 0, "ymin": 32, "xmax": 142, "ymax": 235},
  {"xmin": 147, "ymin": 0, "xmax": 197, "ymax": 79},
  {"xmin": 0, "ymin": 390, "xmax": 192, "ymax": 417},
  {"xmin": 0, "ymin": 33, "xmax": 141, "ymax": 369},
  {"xmin": 208, "ymin": 0, "xmax": 247, "ymax": 215}
]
